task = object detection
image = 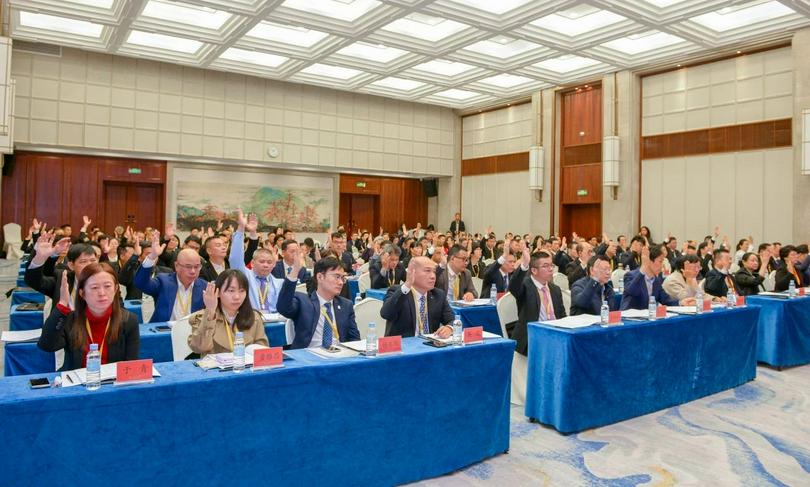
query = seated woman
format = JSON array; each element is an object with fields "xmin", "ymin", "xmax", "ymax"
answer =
[
  {"xmin": 735, "ymin": 252, "xmax": 767, "ymax": 296},
  {"xmin": 662, "ymin": 254, "xmax": 701, "ymax": 301},
  {"xmin": 188, "ymin": 269, "xmax": 268, "ymax": 356},
  {"xmin": 38, "ymin": 263, "xmax": 140, "ymax": 371}
]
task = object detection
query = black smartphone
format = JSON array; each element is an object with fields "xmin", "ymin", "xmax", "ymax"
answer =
[
  {"xmin": 423, "ymin": 340, "xmax": 452, "ymax": 348},
  {"xmin": 154, "ymin": 325, "xmax": 172, "ymax": 332},
  {"xmin": 29, "ymin": 378, "xmax": 50, "ymax": 389}
]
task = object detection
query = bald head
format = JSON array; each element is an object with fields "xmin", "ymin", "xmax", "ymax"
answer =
[
  {"xmin": 175, "ymin": 248, "xmax": 202, "ymax": 288},
  {"xmin": 408, "ymin": 256, "xmax": 437, "ymax": 293}
]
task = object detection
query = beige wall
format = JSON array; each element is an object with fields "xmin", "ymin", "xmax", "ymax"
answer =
[
  {"xmin": 461, "ymin": 103, "xmax": 532, "ymax": 159},
  {"xmin": 640, "ymin": 47, "xmax": 794, "ymax": 244}
]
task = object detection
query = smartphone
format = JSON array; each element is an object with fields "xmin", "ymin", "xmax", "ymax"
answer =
[
  {"xmin": 154, "ymin": 325, "xmax": 172, "ymax": 332},
  {"xmin": 423, "ymin": 340, "xmax": 452, "ymax": 348},
  {"xmin": 29, "ymin": 377, "xmax": 50, "ymax": 389}
]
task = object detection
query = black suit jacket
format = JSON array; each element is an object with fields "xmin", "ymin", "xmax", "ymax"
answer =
[
  {"xmin": 449, "ymin": 220, "xmax": 465, "ymax": 233},
  {"xmin": 481, "ymin": 261, "xmax": 511, "ymax": 298},
  {"xmin": 774, "ymin": 267, "xmax": 804, "ymax": 292},
  {"xmin": 704, "ymin": 268, "xmax": 740, "ymax": 296},
  {"xmin": 565, "ymin": 260, "xmax": 586, "ymax": 287},
  {"xmin": 369, "ymin": 261, "xmax": 406, "ymax": 289},
  {"xmin": 621, "ymin": 251, "xmax": 641, "ymax": 271},
  {"xmin": 570, "ymin": 277, "xmax": 616, "ymax": 315},
  {"xmin": 435, "ymin": 267, "xmax": 478, "ymax": 299},
  {"xmin": 508, "ymin": 267, "xmax": 566, "ymax": 356},
  {"xmin": 25, "ymin": 264, "xmax": 75, "ymax": 321},
  {"xmin": 38, "ymin": 309, "xmax": 140, "ymax": 371},
  {"xmin": 380, "ymin": 285, "xmax": 455, "ymax": 338},
  {"xmin": 340, "ymin": 251, "xmax": 355, "ymax": 274},
  {"xmin": 200, "ymin": 258, "xmax": 230, "ymax": 282},
  {"xmin": 553, "ymin": 251, "xmax": 572, "ymax": 271},
  {"xmin": 734, "ymin": 269, "xmax": 764, "ymax": 296}
]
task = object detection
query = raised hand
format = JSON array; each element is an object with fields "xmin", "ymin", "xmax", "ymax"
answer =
[
  {"xmin": 149, "ymin": 230, "xmax": 166, "ymax": 260},
  {"xmin": 124, "ymin": 226, "xmax": 133, "ymax": 241},
  {"xmin": 216, "ymin": 219, "xmax": 223, "ymax": 231},
  {"xmin": 380, "ymin": 251, "xmax": 390, "ymax": 269},
  {"xmin": 58, "ymin": 271, "xmax": 72, "ymax": 309},
  {"xmin": 133, "ymin": 235, "xmax": 142, "ymax": 256},
  {"xmin": 246, "ymin": 213, "xmax": 258, "ymax": 235},
  {"xmin": 165, "ymin": 222, "xmax": 175, "ymax": 239},
  {"xmin": 287, "ymin": 247, "xmax": 303, "ymax": 279},
  {"xmin": 561, "ymin": 236, "xmax": 567, "ymax": 248},
  {"xmin": 32, "ymin": 218, "xmax": 42, "ymax": 233},
  {"xmin": 82, "ymin": 215, "xmax": 92, "ymax": 230},
  {"xmin": 100, "ymin": 239, "xmax": 110, "ymax": 255},
  {"xmin": 203, "ymin": 282, "xmax": 219, "ymax": 313},
  {"xmin": 236, "ymin": 208, "xmax": 247, "ymax": 231},
  {"xmin": 520, "ymin": 240, "xmax": 530, "ymax": 268},
  {"xmin": 640, "ymin": 245, "xmax": 651, "ymax": 268},
  {"xmin": 405, "ymin": 264, "xmax": 415, "ymax": 289}
]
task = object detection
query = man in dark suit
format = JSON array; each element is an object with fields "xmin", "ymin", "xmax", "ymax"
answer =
[
  {"xmin": 329, "ymin": 232, "xmax": 356, "ymax": 274},
  {"xmin": 449, "ymin": 212, "xmax": 466, "ymax": 234},
  {"xmin": 566, "ymin": 242, "xmax": 593, "ymax": 287},
  {"xmin": 436, "ymin": 245, "xmax": 478, "ymax": 302},
  {"xmin": 380, "ymin": 256, "xmax": 455, "ymax": 338},
  {"xmin": 369, "ymin": 244, "xmax": 406, "ymax": 289},
  {"xmin": 481, "ymin": 252, "xmax": 517, "ymax": 298},
  {"xmin": 134, "ymin": 230, "xmax": 207, "ymax": 322},
  {"xmin": 774, "ymin": 245, "xmax": 805, "ymax": 292},
  {"xmin": 703, "ymin": 248, "xmax": 740, "ymax": 298},
  {"xmin": 480, "ymin": 234, "xmax": 497, "ymax": 260},
  {"xmin": 271, "ymin": 239, "xmax": 311, "ymax": 283},
  {"xmin": 665, "ymin": 236, "xmax": 682, "ymax": 270},
  {"xmin": 621, "ymin": 245, "xmax": 691, "ymax": 310},
  {"xmin": 199, "ymin": 235, "xmax": 229, "ymax": 282},
  {"xmin": 277, "ymin": 256, "xmax": 360, "ymax": 349},
  {"xmin": 621, "ymin": 236, "xmax": 645, "ymax": 271},
  {"xmin": 509, "ymin": 244, "xmax": 566, "ymax": 356},
  {"xmin": 570, "ymin": 255, "xmax": 617, "ymax": 315},
  {"xmin": 25, "ymin": 233, "xmax": 96, "ymax": 320}
]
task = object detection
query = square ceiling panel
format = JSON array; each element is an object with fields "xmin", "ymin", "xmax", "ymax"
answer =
[
  {"xmin": 131, "ymin": 0, "xmax": 245, "ymax": 43},
  {"xmin": 518, "ymin": 4, "xmax": 637, "ymax": 49}
]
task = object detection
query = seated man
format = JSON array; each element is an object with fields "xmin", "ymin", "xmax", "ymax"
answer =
[
  {"xmin": 436, "ymin": 245, "xmax": 478, "ymax": 302},
  {"xmin": 620, "ymin": 235, "xmax": 645, "ymax": 271},
  {"xmin": 621, "ymin": 245, "xmax": 693, "ymax": 310},
  {"xmin": 369, "ymin": 245, "xmax": 406, "ymax": 289},
  {"xmin": 380, "ymin": 256, "xmax": 455, "ymax": 338},
  {"xmin": 199, "ymin": 235, "xmax": 229, "ymax": 282},
  {"xmin": 703, "ymin": 248, "xmax": 740, "ymax": 298},
  {"xmin": 272, "ymin": 239, "xmax": 312, "ymax": 283},
  {"xmin": 570, "ymin": 255, "xmax": 616, "ymax": 315},
  {"xmin": 481, "ymin": 252, "xmax": 517, "ymax": 298},
  {"xmin": 509, "ymin": 243, "xmax": 566, "ymax": 356},
  {"xmin": 565, "ymin": 242, "xmax": 594, "ymax": 287},
  {"xmin": 276, "ymin": 256, "xmax": 360, "ymax": 349},
  {"xmin": 231, "ymin": 209, "xmax": 284, "ymax": 313},
  {"xmin": 774, "ymin": 245, "xmax": 805, "ymax": 292},
  {"xmin": 135, "ymin": 230, "xmax": 208, "ymax": 322}
]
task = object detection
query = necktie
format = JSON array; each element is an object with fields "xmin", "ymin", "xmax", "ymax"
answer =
[
  {"xmin": 257, "ymin": 276, "xmax": 268, "ymax": 310},
  {"xmin": 419, "ymin": 295, "xmax": 429, "ymax": 334},
  {"xmin": 453, "ymin": 275, "xmax": 460, "ymax": 300},
  {"xmin": 541, "ymin": 286, "xmax": 556, "ymax": 320},
  {"xmin": 446, "ymin": 273, "xmax": 454, "ymax": 301},
  {"xmin": 503, "ymin": 273, "xmax": 509, "ymax": 289},
  {"xmin": 726, "ymin": 275, "xmax": 735, "ymax": 294},
  {"xmin": 322, "ymin": 302, "xmax": 334, "ymax": 348},
  {"xmin": 287, "ymin": 266, "xmax": 293, "ymax": 276}
]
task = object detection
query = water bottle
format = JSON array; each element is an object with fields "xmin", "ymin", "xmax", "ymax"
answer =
[
  {"xmin": 788, "ymin": 280, "xmax": 796, "ymax": 298},
  {"xmin": 366, "ymin": 322, "xmax": 377, "ymax": 357},
  {"xmin": 600, "ymin": 299, "xmax": 609, "ymax": 326},
  {"xmin": 695, "ymin": 288, "xmax": 704, "ymax": 314},
  {"xmin": 617, "ymin": 264, "xmax": 624, "ymax": 293},
  {"xmin": 233, "ymin": 331, "xmax": 245, "ymax": 373},
  {"xmin": 648, "ymin": 295, "xmax": 656, "ymax": 320},
  {"xmin": 490, "ymin": 284, "xmax": 498, "ymax": 305},
  {"xmin": 86, "ymin": 343, "xmax": 101, "ymax": 390},
  {"xmin": 355, "ymin": 295, "xmax": 363, "ymax": 306},
  {"xmin": 452, "ymin": 315, "xmax": 463, "ymax": 346},
  {"xmin": 726, "ymin": 288, "xmax": 735, "ymax": 308}
]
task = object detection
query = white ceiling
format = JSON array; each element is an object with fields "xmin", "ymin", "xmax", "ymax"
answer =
[{"xmin": 6, "ymin": 0, "xmax": 810, "ymax": 109}]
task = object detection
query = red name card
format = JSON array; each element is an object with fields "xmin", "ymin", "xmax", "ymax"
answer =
[
  {"xmin": 736, "ymin": 295, "xmax": 746, "ymax": 306},
  {"xmin": 378, "ymin": 336, "xmax": 402, "ymax": 355},
  {"xmin": 703, "ymin": 299, "xmax": 712, "ymax": 312},
  {"xmin": 253, "ymin": 347, "xmax": 283, "ymax": 369},
  {"xmin": 800, "ymin": 287, "xmax": 806, "ymax": 296},
  {"xmin": 496, "ymin": 292, "xmax": 506, "ymax": 300},
  {"xmin": 463, "ymin": 326, "xmax": 484, "ymax": 344},
  {"xmin": 116, "ymin": 359, "xmax": 153, "ymax": 383},
  {"xmin": 608, "ymin": 310, "xmax": 622, "ymax": 324},
  {"xmin": 656, "ymin": 304, "xmax": 667, "ymax": 318}
]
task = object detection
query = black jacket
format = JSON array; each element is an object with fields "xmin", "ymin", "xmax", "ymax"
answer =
[
  {"xmin": 508, "ymin": 267, "xmax": 566, "ymax": 356},
  {"xmin": 380, "ymin": 285, "xmax": 454, "ymax": 338}
]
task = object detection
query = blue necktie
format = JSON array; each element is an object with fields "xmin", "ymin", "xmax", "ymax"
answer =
[
  {"xmin": 257, "ymin": 276, "xmax": 268, "ymax": 310},
  {"xmin": 322, "ymin": 302, "xmax": 334, "ymax": 348},
  {"xmin": 287, "ymin": 266, "xmax": 293, "ymax": 276},
  {"xmin": 419, "ymin": 295, "xmax": 429, "ymax": 334},
  {"xmin": 504, "ymin": 273, "xmax": 509, "ymax": 289}
]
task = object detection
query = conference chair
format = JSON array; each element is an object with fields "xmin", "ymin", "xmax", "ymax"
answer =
[
  {"xmin": 611, "ymin": 268, "xmax": 627, "ymax": 289},
  {"xmin": 561, "ymin": 289, "xmax": 571, "ymax": 315},
  {"xmin": 358, "ymin": 271, "xmax": 370, "ymax": 294},
  {"xmin": 358, "ymin": 262, "xmax": 369, "ymax": 274},
  {"xmin": 471, "ymin": 276, "xmax": 483, "ymax": 296},
  {"xmin": 553, "ymin": 272, "xmax": 569, "ymax": 291},
  {"xmin": 170, "ymin": 315, "xmax": 193, "ymax": 361},
  {"xmin": 353, "ymin": 298, "xmax": 384, "ymax": 339},
  {"xmin": 295, "ymin": 283, "xmax": 307, "ymax": 293},
  {"xmin": 764, "ymin": 271, "xmax": 776, "ymax": 291},
  {"xmin": 3, "ymin": 222, "xmax": 23, "ymax": 260},
  {"xmin": 496, "ymin": 292, "xmax": 527, "ymax": 405}
]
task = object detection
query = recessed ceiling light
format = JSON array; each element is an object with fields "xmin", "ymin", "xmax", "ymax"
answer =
[
  {"xmin": 336, "ymin": 42, "xmax": 409, "ymax": 63},
  {"xmin": 141, "ymin": 1, "xmax": 231, "ymax": 30},
  {"xmin": 220, "ymin": 48, "xmax": 288, "ymax": 68},
  {"xmin": 381, "ymin": 13, "xmax": 469, "ymax": 42},
  {"xmin": 19, "ymin": 11, "xmax": 104, "ymax": 37},
  {"xmin": 690, "ymin": 1, "xmax": 794, "ymax": 32},
  {"xmin": 369, "ymin": 77, "xmax": 426, "ymax": 91},
  {"xmin": 532, "ymin": 55, "xmax": 601, "ymax": 73},
  {"xmin": 600, "ymin": 30, "xmax": 687, "ymax": 55},
  {"xmin": 281, "ymin": 0, "xmax": 381, "ymax": 22},
  {"xmin": 463, "ymin": 37, "xmax": 542, "ymax": 58},
  {"xmin": 300, "ymin": 63, "xmax": 364, "ymax": 80},
  {"xmin": 67, "ymin": 0, "xmax": 114, "ymax": 8},
  {"xmin": 126, "ymin": 30, "xmax": 203, "ymax": 54},
  {"xmin": 643, "ymin": 0, "xmax": 687, "ymax": 7},
  {"xmin": 446, "ymin": 0, "xmax": 534, "ymax": 15},
  {"xmin": 411, "ymin": 59, "xmax": 477, "ymax": 77},
  {"xmin": 530, "ymin": 8, "xmax": 626, "ymax": 36},
  {"xmin": 246, "ymin": 21, "xmax": 329, "ymax": 48},
  {"xmin": 477, "ymin": 73, "xmax": 535, "ymax": 88},
  {"xmin": 431, "ymin": 88, "xmax": 481, "ymax": 100}
]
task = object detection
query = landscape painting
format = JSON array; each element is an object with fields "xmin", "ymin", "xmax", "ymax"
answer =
[{"xmin": 176, "ymin": 181, "xmax": 332, "ymax": 233}]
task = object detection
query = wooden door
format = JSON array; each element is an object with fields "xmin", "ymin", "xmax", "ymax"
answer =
[
  {"xmin": 103, "ymin": 183, "xmax": 129, "ymax": 230},
  {"xmin": 103, "ymin": 182, "xmax": 164, "ymax": 231},
  {"xmin": 350, "ymin": 194, "xmax": 377, "ymax": 234},
  {"xmin": 560, "ymin": 204, "xmax": 602, "ymax": 241}
]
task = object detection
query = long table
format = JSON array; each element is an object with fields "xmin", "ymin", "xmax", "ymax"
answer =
[
  {"xmin": 0, "ymin": 338, "xmax": 513, "ymax": 485},
  {"xmin": 525, "ymin": 306, "xmax": 760, "ymax": 433},
  {"xmin": 747, "ymin": 295, "xmax": 810, "ymax": 367},
  {"xmin": 10, "ymin": 288, "xmax": 45, "ymax": 306},
  {"xmin": 4, "ymin": 322, "xmax": 287, "ymax": 376}
]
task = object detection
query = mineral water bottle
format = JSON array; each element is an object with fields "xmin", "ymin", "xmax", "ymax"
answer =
[
  {"xmin": 355, "ymin": 294, "xmax": 362, "ymax": 306},
  {"xmin": 648, "ymin": 295, "xmax": 656, "ymax": 320},
  {"xmin": 600, "ymin": 299, "xmax": 609, "ymax": 326},
  {"xmin": 366, "ymin": 322, "xmax": 377, "ymax": 357},
  {"xmin": 86, "ymin": 343, "xmax": 101, "ymax": 391},
  {"xmin": 788, "ymin": 280, "xmax": 796, "ymax": 298},
  {"xmin": 452, "ymin": 315, "xmax": 463, "ymax": 346},
  {"xmin": 695, "ymin": 288, "xmax": 704, "ymax": 314},
  {"xmin": 233, "ymin": 331, "xmax": 245, "ymax": 373},
  {"xmin": 726, "ymin": 288, "xmax": 735, "ymax": 308},
  {"xmin": 616, "ymin": 265, "xmax": 624, "ymax": 293},
  {"xmin": 490, "ymin": 284, "xmax": 497, "ymax": 305}
]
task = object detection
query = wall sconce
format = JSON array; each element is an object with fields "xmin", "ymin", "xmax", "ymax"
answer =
[
  {"xmin": 602, "ymin": 135, "xmax": 620, "ymax": 199},
  {"xmin": 529, "ymin": 145, "xmax": 544, "ymax": 201}
]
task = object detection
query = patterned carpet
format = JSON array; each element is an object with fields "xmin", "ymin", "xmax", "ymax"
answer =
[{"xmin": 2, "ymin": 259, "xmax": 808, "ymax": 486}]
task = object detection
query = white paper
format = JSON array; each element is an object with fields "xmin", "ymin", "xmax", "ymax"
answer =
[
  {"xmin": 539, "ymin": 315, "xmax": 600, "ymax": 329},
  {"xmin": 61, "ymin": 363, "xmax": 161, "ymax": 388},
  {"xmin": 340, "ymin": 340, "xmax": 367, "ymax": 352},
  {"xmin": 307, "ymin": 346, "xmax": 359, "ymax": 359},
  {"xmin": 261, "ymin": 312, "xmax": 283, "ymax": 322},
  {"xmin": 451, "ymin": 299, "xmax": 493, "ymax": 307},
  {"xmin": 758, "ymin": 291, "xmax": 790, "ymax": 298},
  {"xmin": 421, "ymin": 330, "xmax": 501, "ymax": 343},
  {"xmin": 667, "ymin": 306, "xmax": 698, "ymax": 315},
  {"xmin": 621, "ymin": 309, "xmax": 675, "ymax": 319},
  {"xmin": 1, "ymin": 328, "xmax": 42, "ymax": 342}
]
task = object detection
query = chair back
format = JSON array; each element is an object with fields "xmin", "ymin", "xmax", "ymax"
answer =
[
  {"xmin": 496, "ymin": 292, "xmax": 518, "ymax": 337},
  {"xmin": 353, "ymin": 298, "xmax": 384, "ymax": 339},
  {"xmin": 358, "ymin": 272, "xmax": 371, "ymax": 293},
  {"xmin": 611, "ymin": 268, "xmax": 626, "ymax": 289},
  {"xmin": 764, "ymin": 271, "xmax": 776, "ymax": 291},
  {"xmin": 471, "ymin": 277, "xmax": 483, "ymax": 296},
  {"xmin": 170, "ymin": 316, "xmax": 193, "ymax": 361},
  {"xmin": 552, "ymin": 272, "xmax": 569, "ymax": 291}
]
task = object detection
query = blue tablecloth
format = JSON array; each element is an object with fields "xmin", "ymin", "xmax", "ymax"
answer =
[
  {"xmin": 365, "ymin": 288, "xmax": 387, "ymax": 300},
  {"xmin": 0, "ymin": 338, "xmax": 513, "ymax": 485},
  {"xmin": 10, "ymin": 289, "xmax": 45, "ymax": 306},
  {"xmin": 15, "ymin": 277, "xmax": 25, "ymax": 287},
  {"xmin": 123, "ymin": 300, "xmax": 143, "ymax": 323},
  {"xmin": 4, "ymin": 322, "xmax": 287, "ymax": 376},
  {"xmin": 9, "ymin": 305, "xmax": 43, "ymax": 331},
  {"xmin": 747, "ymin": 295, "xmax": 810, "ymax": 367},
  {"xmin": 525, "ymin": 307, "xmax": 760, "ymax": 433}
]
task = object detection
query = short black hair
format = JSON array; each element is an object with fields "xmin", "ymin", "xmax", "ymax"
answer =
[
  {"xmin": 303, "ymin": 237, "xmax": 315, "ymax": 248},
  {"xmin": 649, "ymin": 244, "xmax": 666, "ymax": 262},
  {"xmin": 281, "ymin": 239, "xmax": 298, "ymax": 251},
  {"xmin": 586, "ymin": 254, "xmax": 610, "ymax": 273},
  {"xmin": 530, "ymin": 251, "xmax": 552, "ymax": 269},
  {"xmin": 631, "ymin": 235, "xmax": 646, "ymax": 246},
  {"xmin": 184, "ymin": 235, "xmax": 202, "ymax": 246},
  {"xmin": 675, "ymin": 254, "xmax": 700, "ymax": 272},
  {"xmin": 67, "ymin": 244, "xmax": 96, "ymax": 262},
  {"xmin": 712, "ymin": 247, "xmax": 729, "ymax": 264},
  {"xmin": 314, "ymin": 256, "xmax": 343, "ymax": 281},
  {"xmin": 331, "ymin": 232, "xmax": 344, "ymax": 240},
  {"xmin": 796, "ymin": 244, "xmax": 809, "ymax": 254},
  {"xmin": 779, "ymin": 245, "xmax": 794, "ymax": 260},
  {"xmin": 758, "ymin": 243, "xmax": 770, "ymax": 253},
  {"xmin": 698, "ymin": 241, "xmax": 709, "ymax": 253},
  {"xmin": 447, "ymin": 244, "xmax": 466, "ymax": 260}
]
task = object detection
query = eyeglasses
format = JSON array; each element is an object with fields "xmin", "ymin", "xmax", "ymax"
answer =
[
  {"xmin": 325, "ymin": 273, "xmax": 348, "ymax": 282},
  {"xmin": 176, "ymin": 263, "xmax": 202, "ymax": 271},
  {"xmin": 533, "ymin": 263, "xmax": 554, "ymax": 270}
]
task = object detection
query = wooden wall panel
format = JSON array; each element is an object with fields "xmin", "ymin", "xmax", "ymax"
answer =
[
  {"xmin": 642, "ymin": 119, "xmax": 792, "ymax": 160},
  {"xmin": 379, "ymin": 179, "xmax": 404, "ymax": 234},
  {"xmin": 560, "ymin": 164, "xmax": 602, "ymax": 204},
  {"xmin": 402, "ymin": 179, "xmax": 429, "ymax": 227},
  {"xmin": 562, "ymin": 143, "xmax": 601, "ymax": 166},
  {"xmin": 461, "ymin": 152, "xmax": 528, "ymax": 177},
  {"xmin": 562, "ymin": 86, "xmax": 602, "ymax": 146},
  {"xmin": 338, "ymin": 174, "xmax": 427, "ymax": 234}
]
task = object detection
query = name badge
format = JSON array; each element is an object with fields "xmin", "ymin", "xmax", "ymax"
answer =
[
  {"xmin": 378, "ymin": 336, "xmax": 402, "ymax": 355},
  {"xmin": 463, "ymin": 326, "xmax": 483, "ymax": 344},
  {"xmin": 608, "ymin": 310, "xmax": 622, "ymax": 324},
  {"xmin": 656, "ymin": 304, "xmax": 667, "ymax": 318},
  {"xmin": 116, "ymin": 359, "xmax": 153, "ymax": 384},
  {"xmin": 253, "ymin": 347, "xmax": 284, "ymax": 370}
]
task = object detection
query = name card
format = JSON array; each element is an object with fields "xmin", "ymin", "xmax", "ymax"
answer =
[
  {"xmin": 608, "ymin": 310, "xmax": 622, "ymax": 324},
  {"xmin": 496, "ymin": 292, "xmax": 506, "ymax": 300},
  {"xmin": 800, "ymin": 287, "xmax": 806, "ymax": 296},
  {"xmin": 253, "ymin": 347, "xmax": 283, "ymax": 369},
  {"xmin": 736, "ymin": 295, "xmax": 746, "ymax": 306},
  {"xmin": 656, "ymin": 304, "xmax": 667, "ymax": 318},
  {"xmin": 116, "ymin": 359, "xmax": 153, "ymax": 384},
  {"xmin": 378, "ymin": 336, "xmax": 402, "ymax": 355},
  {"xmin": 463, "ymin": 326, "xmax": 483, "ymax": 344},
  {"xmin": 702, "ymin": 299, "xmax": 712, "ymax": 312}
]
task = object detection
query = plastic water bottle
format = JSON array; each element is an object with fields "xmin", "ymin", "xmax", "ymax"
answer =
[
  {"xmin": 695, "ymin": 288, "xmax": 704, "ymax": 314},
  {"xmin": 366, "ymin": 322, "xmax": 377, "ymax": 357},
  {"xmin": 600, "ymin": 299, "xmax": 609, "ymax": 326},
  {"xmin": 617, "ymin": 265, "xmax": 624, "ymax": 293},
  {"xmin": 726, "ymin": 288, "xmax": 735, "ymax": 308},
  {"xmin": 648, "ymin": 295, "xmax": 657, "ymax": 320},
  {"xmin": 233, "ymin": 331, "xmax": 245, "ymax": 373},
  {"xmin": 86, "ymin": 343, "xmax": 101, "ymax": 390},
  {"xmin": 452, "ymin": 315, "xmax": 463, "ymax": 346},
  {"xmin": 788, "ymin": 280, "xmax": 796, "ymax": 298},
  {"xmin": 490, "ymin": 284, "xmax": 498, "ymax": 305},
  {"xmin": 355, "ymin": 294, "xmax": 362, "ymax": 306}
]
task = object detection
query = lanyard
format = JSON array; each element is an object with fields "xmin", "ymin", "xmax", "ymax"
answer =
[
  {"xmin": 176, "ymin": 286, "xmax": 192, "ymax": 316},
  {"xmin": 257, "ymin": 278, "xmax": 271, "ymax": 309},
  {"xmin": 320, "ymin": 307, "xmax": 340, "ymax": 340},
  {"xmin": 85, "ymin": 317, "xmax": 111, "ymax": 357},
  {"xmin": 388, "ymin": 271, "xmax": 395, "ymax": 287}
]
